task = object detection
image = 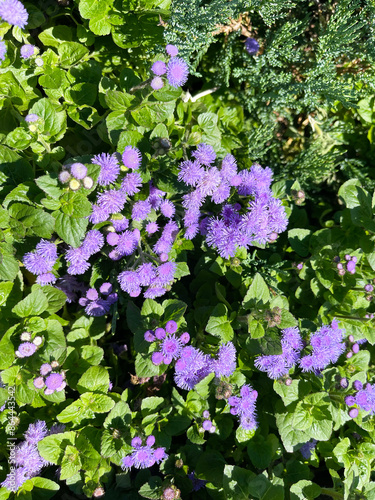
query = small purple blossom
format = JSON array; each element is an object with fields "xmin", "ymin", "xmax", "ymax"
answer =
[
  {"xmin": 192, "ymin": 143, "xmax": 216, "ymax": 166},
  {"xmin": 121, "ymin": 172, "xmax": 142, "ymax": 195},
  {"xmin": 93, "ymin": 153, "xmax": 120, "ymax": 186},
  {"xmin": 151, "ymin": 60, "xmax": 167, "ymax": 75},
  {"xmin": 0, "ymin": 0, "xmax": 28, "ymax": 29},
  {"xmin": 20, "ymin": 44, "xmax": 35, "ymax": 59},
  {"xmin": 122, "ymin": 146, "xmax": 142, "ymax": 170},
  {"xmin": 121, "ymin": 436, "xmax": 167, "ymax": 471},
  {"xmin": 70, "ymin": 162, "xmax": 87, "ymax": 180},
  {"xmin": 228, "ymin": 384, "xmax": 258, "ymax": 431},
  {"xmin": 16, "ymin": 342, "xmax": 37, "ymax": 358},
  {"xmin": 300, "ymin": 439, "xmax": 317, "ymax": 459},
  {"xmin": 166, "ymin": 57, "xmax": 189, "ymax": 88},
  {"xmin": 151, "ymin": 76, "xmax": 164, "ymax": 90},
  {"xmin": 244, "ymin": 37, "xmax": 260, "ymax": 55},
  {"xmin": 0, "ymin": 40, "xmax": 6, "ymax": 61},
  {"xmin": 211, "ymin": 342, "xmax": 236, "ymax": 377},
  {"xmin": 166, "ymin": 44, "xmax": 178, "ymax": 56},
  {"xmin": 24, "ymin": 421, "xmax": 48, "ymax": 445}
]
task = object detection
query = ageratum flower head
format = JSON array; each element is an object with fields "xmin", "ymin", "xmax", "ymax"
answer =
[
  {"xmin": 228, "ymin": 384, "xmax": 258, "ymax": 431},
  {"xmin": 121, "ymin": 435, "xmax": 167, "ymax": 470},
  {"xmin": 167, "ymin": 57, "xmax": 189, "ymax": 88},
  {"xmin": 255, "ymin": 327, "xmax": 303, "ymax": 379},
  {"xmin": 92, "ymin": 153, "xmax": 120, "ymax": 186},
  {"xmin": 0, "ymin": 0, "xmax": 28, "ymax": 29},
  {"xmin": 20, "ymin": 44, "xmax": 35, "ymax": 59},
  {"xmin": 178, "ymin": 145, "xmax": 288, "ymax": 254},
  {"xmin": 299, "ymin": 320, "xmax": 346, "ymax": 374}
]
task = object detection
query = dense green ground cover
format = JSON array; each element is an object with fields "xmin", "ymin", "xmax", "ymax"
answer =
[{"xmin": 0, "ymin": 0, "xmax": 375, "ymax": 499}]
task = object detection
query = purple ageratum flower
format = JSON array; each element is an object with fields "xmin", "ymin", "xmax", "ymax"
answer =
[
  {"xmin": 155, "ymin": 328, "xmax": 166, "ymax": 340},
  {"xmin": 192, "ymin": 143, "xmax": 216, "ymax": 166},
  {"xmin": 14, "ymin": 442, "xmax": 44, "ymax": 475},
  {"xmin": 92, "ymin": 153, "xmax": 120, "ymax": 186},
  {"xmin": 20, "ymin": 44, "xmax": 35, "ymax": 59},
  {"xmin": 24, "ymin": 420, "xmax": 48, "ymax": 445},
  {"xmin": 54, "ymin": 275, "xmax": 87, "ymax": 303},
  {"xmin": 151, "ymin": 76, "xmax": 164, "ymax": 90},
  {"xmin": 178, "ymin": 160, "xmax": 204, "ymax": 187},
  {"xmin": 132, "ymin": 200, "xmax": 152, "ymax": 221},
  {"xmin": 16, "ymin": 342, "xmax": 37, "ymax": 358},
  {"xmin": 300, "ymin": 439, "xmax": 317, "ymax": 459},
  {"xmin": 244, "ymin": 37, "xmax": 260, "ymax": 55},
  {"xmin": 121, "ymin": 172, "xmax": 142, "ymax": 195},
  {"xmin": 151, "ymin": 60, "xmax": 167, "ymax": 75},
  {"xmin": 81, "ymin": 229, "xmax": 104, "ymax": 258},
  {"xmin": 121, "ymin": 436, "xmax": 167, "ymax": 471},
  {"xmin": 144, "ymin": 330, "xmax": 155, "ymax": 342},
  {"xmin": 353, "ymin": 383, "xmax": 375, "ymax": 413},
  {"xmin": 118, "ymin": 270, "xmax": 141, "ymax": 296},
  {"xmin": 25, "ymin": 113, "xmax": 38, "ymax": 123},
  {"xmin": 174, "ymin": 346, "xmax": 212, "ymax": 390},
  {"xmin": 166, "ymin": 57, "xmax": 189, "ymax": 88},
  {"xmin": 137, "ymin": 262, "xmax": 157, "ymax": 286},
  {"xmin": 85, "ymin": 298, "xmax": 112, "ymax": 317},
  {"xmin": 44, "ymin": 373, "xmax": 65, "ymax": 395},
  {"xmin": 49, "ymin": 423, "xmax": 66, "ymax": 435},
  {"xmin": 1, "ymin": 467, "xmax": 28, "ymax": 492},
  {"xmin": 165, "ymin": 320, "xmax": 178, "ymax": 334},
  {"xmin": 154, "ymin": 261, "xmax": 176, "ymax": 287},
  {"xmin": 220, "ymin": 154, "xmax": 237, "ymax": 181},
  {"xmin": 160, "ymin": 200, "xmax": 175, "ymax": 218},
  {"xmin": 89, "ymin": 204, "xmax": 110, "ymax": 224},
  {"xmin": 40, "ymin": 363, "xmax": 52, "ymax": 376},
  {"xmin": 166, "ymin": 44, "xmax": 178, "ymax": 56},
  {"xmin": 160, "ymin": 334, "xmax": 182, "ymax": 361},
  {"xmin": 70, "ymin": 162, "xmax": 87, "ymax": 180},
  {"xmin": 299, "ymin": 321, "xmax": 346, "ymax": 374},
  {"xmin": 23, "ymin": 252, "xmax": 52, "ymax": 275},
  {"xmin": 122, "ymin": 146, "xmax": 142, "ymax": 170},
  {"xmin": 116, "ymin": 230, "xmax": 139, "ymax": 257},
  {"xmin": 211, "ymin": 182, "xmax": 231, "ymax": 205},
  {"xmin": 0, "ymin": 0, "xmax": 28, "ymax": 29},
  {"xmin": 197, "ymin": 167, "xmax": 222, "ymax": 197},
  {"xmin": 36, "ymin": 272, "xmax": 56, "ymax": 286},
  {"xmin": 65, "ymin": 247, "xmax": 90, "ymax": 275},
  {"xmin": 0, "ymin": 40, "xmax": 6, "ymax": 61},
  {"xmin": 100, "ymin": 282, "xmax": 112, "ymax": 295},
  {"xmin": 111, "ymin": 217, "xmax": 129, "ymax": 232},
  {"xmin": 211, "ymin": 342, "xmax": 236, "ymax": 377},
  {"xmin": 146, "ymin": 221, "xmax": 159, "ymax": 235},
  {"xmin": 35, "ymin": 239, "xmax": 57, "ymax": 263},
  {"xmin": 107, "ymin": 232, "xmax": 119, "ymax": 246},
  {"xmin": 228, "ymin": 384, "xmax": 258, "ymax": 431},
  {"xmin": 202, "ymin": 419, "xmax": 212, "ymax": 431},
  {"xmin": 188, "ymin": 471, "xmax": 207, "ymax": 492},
  {"xmin": 97, "ymin": 189, "xmax": 126, "ymax": 214}
]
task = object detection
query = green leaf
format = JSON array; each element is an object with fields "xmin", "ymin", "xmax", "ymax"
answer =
[
  {"xmin": 80, "ymin": 345, "xmax": 104, "ymax": 366},
  {"xmin": 38, "ymin": 26, "xmax": 73, "ymax": 47},
  {"xmin": 135, "ymin": 353, "xmax": 162, "ymax": 378},
  {"xmin": 37, "ymin": 286, "xmax": 67, "ymax": 314},
  {"xmin": 162, "ymin": 299, "xmax": 187, "ymax": 324},
  {"xmin": 58, "ymin": 42, "xmax": 89, "ymax": 68},
  {"xmin": 196, "ymin": 450, "xmax": 226, "ymax": 487},
  {"xmin": 60, "ymin": 445, "xmax": 82, "ymax": 480},
  {"xmin": 27, "ymin": 477, "xmax": 60, "ymax": 500},
  {"xmin": 131, "ymin": 101, "xmax": 175, "ymax": 130},
  {"xmin": 138, "ymin": 476, "xmax": 163, "ymax": 499},
  {"xmin": 81, "ymin": 392, "xmax": 115, "ymax": 413},
  {"xmin": 5, "ymin": 127, "xmax": 31, "ymax": 150},
  {"xmin": 43, "ymin": 319, "xmax": 67, "ymax": 363},
  {"xmin": 35, "ymin": 174, "xmax": 62, "ymax": 199},
  {"xmin": 105, "ymin": 90, "xmax": 135, "ymax": 111},
  {"xmin": 206, "ymin": 304, "xmax": 234, "ymax": 341},
  {"xmin": 0, "ymin": 250, "xmax": 19, "ymax": 281},
  {"xmin": 141, "ymin": 396, "xmax": 165, "ymax": 413},
  {"xmin": 236, "ymin": 426, "xmax": 256, "ymax": 444},
  {"xmin": 12, "ymin": 289, "xmax": 48, "ymax": 317},
  {"xmin": 223, "ymin": 465, "xmax": 256, "ymax": 500},
  {"xmin": 242, "ymin": 273, "xmax": 270, "ymax": 309},
  {"xmin": 288, "ymin": 229, "xmax": 312, "ymax": 257},
  {"xmin": 194, "ymin": 373, "xmax": 215, "ymax": 399},
  {"xmin": 247, "ymin": 434, "xmax": 279, "ymax": 469},
  {"xmin": 0, "ymin": 325, "xmax": 16, "ymax": 369},
  {"xmin": 0, "ymin": 282, "xmax": 13, "ymax": 307},
  {"xmin": 77, "ymin": 366, "xmax": 110, "ymax": 394},
  {"xmin": 38, "ymin": 431, "xmax": 76, "ymax": 464},
  {"xmin": 29, "ymin": 99, "xmax": 67, "ymax": 141},
  {"xmin": 290, "ymin": 480, "xmax": 321, "ymax": 500},
  {"xmin": 54, "ymin": 211, "xmax": 88, "ymax": 247},
  {"xmin": 9, "ymin": 204, "xmax": 55, "ymax": 238}
]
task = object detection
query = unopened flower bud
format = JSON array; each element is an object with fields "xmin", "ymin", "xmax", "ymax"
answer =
[
  {"xmin": 33, "ymin": 336, "xmax": 43, "ymax": 346},
  {"xmin": 69, "ymin": 178, "xmax": 80, "ymax": 191},
  {"xmin": 348, "ymin": 408, "xmax": 358, "ymax": 419},
  {"xmin": 20, "ymin": 332, "xmax": 31, "ymax": 341}
]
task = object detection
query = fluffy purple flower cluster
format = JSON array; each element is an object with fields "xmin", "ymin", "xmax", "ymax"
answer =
[
  {"xmin": 33, "ymin": 362, "xmax": 66, "ymax": 395},
  {"xmin": 0, "ymin": 0, "xmax": 28, "ymax": 29},
  {"xmin": 65, "ymin": 229, "xmax": 104, "ymax": 275},
  {"xmin": 144, "ymin": 321, "xmax": 236, "ymax": 390},
  {"xmin": 23, "ymin": 239, "xmax": 58, "ymax": 285},
  {"xmin": 228, "ymin": 384, "xmax": 258, "ymax": 431},
  {"xmin": 201, "ymin": 410, "xmax": 216, "ymax": 433},
  {"xmin": 54, "ymin": 275, "xmax": 88, "ymax": 303},
  {"xmin": 334, "ymin": 254, "xmax": 357, "ymax": 276},
  {"xmin": 299, "ymin": 320, "xmax": 346, "ymax": 374},
  {"xmin": 121, "ymin": 435, "xmax": 167, "ymax": 470},
  {"xmin": 20, "ymin": 44, "xmax": 35, "ymax": 59},
  {"xmin": 178, "ymin": 145, "xmax": 288, "ymax": 257},
  {"xmin": 58, "ymin": 162, "xmax": 94, "ymax": 191},
  {"xmin": 78, "ymin": 283, "xmax": 118, "ymax": 317},
  {"xmin": 150, "ymin": 45, "xmax": 189, "ymax": 90},
  {"xmin": 300, "ymin": 439, "xmax": 317, "ymax": 459},
  {"xmin": 345, "ymin": 381, "xmax": 375, "ymax": 416},
  {"xmin": 144, "ymin": 320, "xmax": 190, "ymax": 365},
  {"xmin": 244, "ymin": 37, "xmax": 260, "ymax": 55},
  {"xmin": 174, "ymin": 341, "xmax": 236, "ymax": 391},
  {"xmin": 255, "ymin": 327, "xmax": 303, "ymax": 379},
  {"xmin": 1, "ymin": 420, "xmax": 65, "ymax": 492}
]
